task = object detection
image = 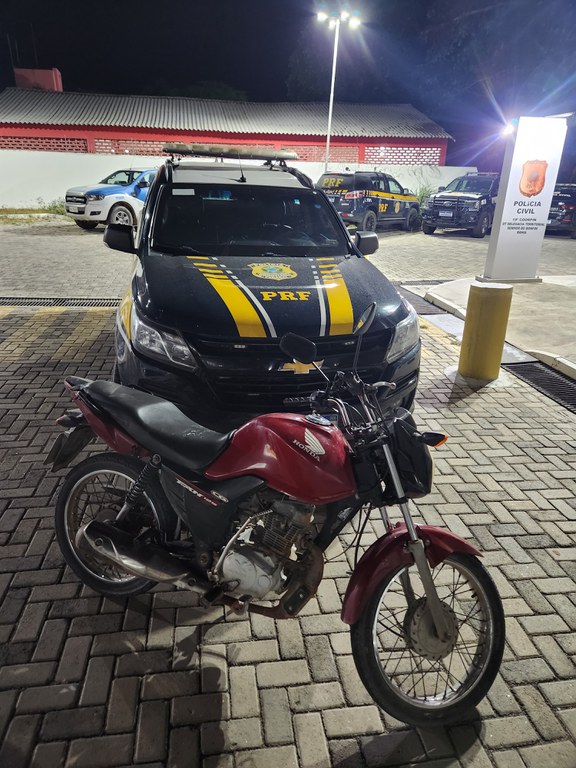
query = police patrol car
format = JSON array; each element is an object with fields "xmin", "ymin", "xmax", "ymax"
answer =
[
  {"xmin": 65, "ymin": 167, "xmax": 157, "ymax": 229},
  {"xmin": 317, "ymin": 170, "xmax": 421, "ymax": 232},
  {"xmin": 104, "ymin": 144, "xmax": 420, "ymax": 429},
  {"xmin": 421, "ymin": 172, "xmax": 500, "ymax": 238}
]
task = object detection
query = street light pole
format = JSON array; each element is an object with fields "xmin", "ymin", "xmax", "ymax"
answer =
[
  {"xmin": 324, "ymin": 17, "xmax": 341, "ymax": 174},
  {"xmin": 318, "ymin": 10, "xmax": 361, "ymax": 173}
]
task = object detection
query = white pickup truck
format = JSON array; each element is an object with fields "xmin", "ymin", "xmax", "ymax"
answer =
[{"xmin": 65, "ymin": 167, "xmax": 157, "ymax": 229}]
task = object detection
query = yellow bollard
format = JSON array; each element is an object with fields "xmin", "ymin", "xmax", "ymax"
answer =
[{"xmin": 458, "ymin": 282, "xmax": 513, "ymax": 381}]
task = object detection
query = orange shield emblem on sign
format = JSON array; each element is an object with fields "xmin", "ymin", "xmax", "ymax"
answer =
[{"xmin": 519, "ymin": 160, "xmax": 547, "ymax": 198}]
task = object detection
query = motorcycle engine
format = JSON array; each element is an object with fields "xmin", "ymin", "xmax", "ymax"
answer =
[{"xmin": 218, "ymin": 497, "xmax": 315, "ymax": 599}]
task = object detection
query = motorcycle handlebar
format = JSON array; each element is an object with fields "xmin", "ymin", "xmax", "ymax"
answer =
[
  {"xmin": 365, "ymin": 381, "xmax": 396, "ymax": 393},
  {"xmin": 310, "ymin": 372, "xmax": 395, "ymax": 429}
]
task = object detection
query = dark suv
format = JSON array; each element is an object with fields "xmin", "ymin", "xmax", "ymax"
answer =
[
  {"xmin": 421, "ymin": 172, "xmax": 499, "ymax": 238},
  {"xmin": 103, "ymin": 145, "xmax": 421, "ymax": 431},
  {"xmin": 546, "ymin": 183, "xmax": 576, "ymax": 238},
  {"xmin": 317, "ymin": 171, "xmax": 420, "ymax": 232}
]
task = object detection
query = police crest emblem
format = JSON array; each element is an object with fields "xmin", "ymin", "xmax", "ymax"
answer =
[
  {"xmin": 519, "ymin": 160, "xmax": 548, "ymax": 198},
  {"xmin": 248, "ymin": 263, "xmax": 297, "ymax": 281}
]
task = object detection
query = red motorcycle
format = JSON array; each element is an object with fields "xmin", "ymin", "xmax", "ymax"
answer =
[{"xmin": 46, "ymin": 305, "xmax": 504, "ymax": 727}]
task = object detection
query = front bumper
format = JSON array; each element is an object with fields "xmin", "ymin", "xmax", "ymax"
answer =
[
  {"xmin": 422, "ymin": 210, "xmax": 480, "ymax": 228},
  {"xmin": 546, "ymin": 215, "xmax": 574, "ymax": 234},
  {"xmin": 65, "ymin": 199, "xmax": 113, "ymax": 223},
  {"xmin": 115, "ymin": 329, "xmax": 420, "ymax": 431}
]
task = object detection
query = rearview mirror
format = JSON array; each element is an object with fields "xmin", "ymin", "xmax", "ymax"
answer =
[
  {"xmin": 354, "ymin": 303, "xmax": 377, "ymax": 336},
  {"xmin": 279, "ymin": 333, "xmax": 317, "ymax": 365},
  {"xmin": 103, "ymin": 224, "xmax": 136, "ymax": 254}
]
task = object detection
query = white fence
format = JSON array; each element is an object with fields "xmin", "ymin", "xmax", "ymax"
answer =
[{"xmin": 0, "ymin": 150, "xmax": 476, "ymax": 208}]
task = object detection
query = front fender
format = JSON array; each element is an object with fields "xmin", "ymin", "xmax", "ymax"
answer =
[{"xmin": 341, "ymin": 524, "xmax": 481, "ymax": 625}]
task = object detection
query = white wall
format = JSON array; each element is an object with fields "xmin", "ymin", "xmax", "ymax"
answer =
[{"xmin": 0, "ymin": 150, "xmax": 476, "ymax": 207}]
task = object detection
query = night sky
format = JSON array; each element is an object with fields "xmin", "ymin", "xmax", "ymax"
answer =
[{"xmin": 1, "ymin": 0, "xmax": 575, "ymax": 174}]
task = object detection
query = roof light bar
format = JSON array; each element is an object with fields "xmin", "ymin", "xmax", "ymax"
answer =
[{"xmin": 162, "ymin": 143, "xmax": 299, "ymax": 162}]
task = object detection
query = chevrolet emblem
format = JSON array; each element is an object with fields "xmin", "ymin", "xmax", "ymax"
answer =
[{"xmin": 279, "ymin": 360, "xmax": 323, "ymax": 374}]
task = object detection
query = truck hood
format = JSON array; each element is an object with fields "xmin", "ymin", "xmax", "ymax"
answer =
[
  {"xmin": 66, "ymin": 184, "xmax": 130, "ymax": 197},
  {"xmin": 134, "ymin": 251, "xmax": 405, "ymax": 339},
  {"xmin": 431, "ymin": 191, "xmax": 486, "ymax": 202}
]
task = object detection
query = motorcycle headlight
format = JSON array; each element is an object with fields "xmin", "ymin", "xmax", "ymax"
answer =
[
  {"xmin": 86, "ymin": 194, "xmax": 106, "ymax": 202},
  {"xmin": 131, "ymin": 310, "xmax": 199, "ymax": 370},
  {"xmin": 387, "ymin": 304, "xmax": 419, "ymax": 363}
]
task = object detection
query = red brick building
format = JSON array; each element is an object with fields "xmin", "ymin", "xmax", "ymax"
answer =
[{"xmin": 0, "ymin": 87, "xmax": 452, "ymax": 165}]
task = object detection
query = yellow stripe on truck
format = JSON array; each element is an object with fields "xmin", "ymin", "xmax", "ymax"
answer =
[
  {"xmin": 118, "ymin": 292, "xmax": 132, "ymax": 340},
  {"xmin": 319, "ymin": 263, "xmax": 354, "ymax": 336},
  {"xmin": 188, "ymin": 256, "xmax": 267, "ymax": 338},
  {"xmin": 206, "ymin": 276, "xmax": 267, "ymax": 337}
]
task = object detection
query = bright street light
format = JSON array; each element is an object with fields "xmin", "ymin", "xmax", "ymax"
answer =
[{"xmin": 317, "ymin": 9, "xmax": 361, "ymax": 172}]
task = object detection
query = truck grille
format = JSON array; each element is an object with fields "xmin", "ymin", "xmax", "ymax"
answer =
[
  {"xmin": 191, "ymin": 333, "xmax": 373, "ymax": 358},
  {"xmin": 432, "ymin": 199, "xmax": 467, "ymax": 212},
  {"xmin": 66, "ymin": 194, "xmax": 87, "ymax": 204},
  {"xmin": 184, "ymin": 331, "xmax": 394, "ymax": 410}
]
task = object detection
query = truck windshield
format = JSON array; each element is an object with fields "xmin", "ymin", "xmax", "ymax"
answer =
[
  {"xmin": 151, "ymin": 185, "xmax": 351, "ymax": 257},
  {"xmin": 100, "ymin": 170, "xmax": 141, "ymax": 186},
  {"xmin": 445, "ymin": 177, "xmax": 495, "ymax": 194}
]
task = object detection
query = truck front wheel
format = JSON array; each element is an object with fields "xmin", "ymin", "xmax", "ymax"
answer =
[
  {"xmin": 75, "ymin": 221, "xmax": 99, "ymax": 230},
  {"xmin": 471, "ymin": 212, "xmax": 490, "ymax": 238},
  {"xmin": 109, "ymin": 204, "xmax": 135, "ymax": 227}
]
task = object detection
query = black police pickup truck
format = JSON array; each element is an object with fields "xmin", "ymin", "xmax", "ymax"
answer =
[
  {"xmin": 421, "ymin": 172, "xmax": 500, "ymax": 238},
  {"xmin": 317, "ymin": 171, "xmax": 420, "ymax": 232},
  {"xmin": 103, "ymin": 144, "xmax": 421, "ymax": 431}
]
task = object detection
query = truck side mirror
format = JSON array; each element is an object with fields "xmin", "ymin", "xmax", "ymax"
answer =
[
  {"xmin": 104, "ymin": 224, "xmax": 136, "ymax": 254},
  {"xmin": 355, "ymin": 231, "xmax": 379, "ymax": 256}
]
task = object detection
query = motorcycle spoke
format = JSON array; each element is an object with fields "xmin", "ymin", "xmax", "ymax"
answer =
[
  {"xmin": 65, "ymin": 468, "xmax": 158, "ymax": 583},
  {"xmin": 370, "ymin": 558, "xmax": 494, "ymax": 707}
]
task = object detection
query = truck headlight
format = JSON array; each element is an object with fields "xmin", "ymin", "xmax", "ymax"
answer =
[
  {"xmin": 387, "ymin": 304, "xmax": 419, "ymax": 362},
  {"xmin": 131, "ymin": 309, "xmax": 198, "ymax": 370},
  {"xmin": 86, "ymin": 194, "xmax": 106, "ymax": 201},
  {"xmin": 467, "ymin": 200, "xmax": 481, "ymax": 211},
  {"xmin": 422, "ymin": 197, "xmax": 433, "ymax": 209}
]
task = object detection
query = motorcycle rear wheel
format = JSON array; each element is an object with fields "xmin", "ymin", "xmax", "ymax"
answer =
[
  {"xmin": 55, "ymin": 453, "xmax": 176, "ymax": 595},
  {"xmin": 350, "ymin": 552, "xmax": 504, "ymax": 727}
]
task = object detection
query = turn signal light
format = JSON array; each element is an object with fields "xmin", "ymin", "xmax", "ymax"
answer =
[{"xmin": 420, "ymin": 432, "xmax": 448, "ymax": 447}]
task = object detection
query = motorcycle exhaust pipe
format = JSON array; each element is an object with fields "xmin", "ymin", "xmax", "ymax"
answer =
[{"xmin": 76, "ymin": 520, "xmax": 209, "ymax": 592}]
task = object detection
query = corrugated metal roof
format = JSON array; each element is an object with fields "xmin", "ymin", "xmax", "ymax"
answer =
[{"xmin": 0, "ymin": 88, "xmax": 452, "ymax": 140}]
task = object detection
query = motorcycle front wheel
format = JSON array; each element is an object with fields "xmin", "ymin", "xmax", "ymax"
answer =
[
  {"xmin": 54, "ymin": 453, "xmax": 176, "ymax": 595},
  {"xmin": 350, "ymin": 552, "xmax": 505, "ymax": 727}
]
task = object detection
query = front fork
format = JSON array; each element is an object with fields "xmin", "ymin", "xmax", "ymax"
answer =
[{"xmin": 380, "ymin": 443, "xmax": 450, "ymax": 641}]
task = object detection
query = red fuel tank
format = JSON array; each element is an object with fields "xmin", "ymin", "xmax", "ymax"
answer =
[{"xmin": 205, "ymin": 414, "xmax": 356, "ymax": 504}]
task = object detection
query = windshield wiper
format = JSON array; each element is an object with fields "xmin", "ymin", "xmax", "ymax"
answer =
[{"xmin": 152, "ymin": 243, "xmax": 218, "ymax": 257}]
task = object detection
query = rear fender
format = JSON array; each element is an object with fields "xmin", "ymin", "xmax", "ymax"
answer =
[
  {"xmin": 65, "ymin": 380, "xmax": 150, "ymax": 459},
  {"xmin": 44, "ymin": 425, "xmax": 94, "ymax": 471},
  {"xmin": 341, "ymin": 524, "xmax": 481, "ymax": 625}
]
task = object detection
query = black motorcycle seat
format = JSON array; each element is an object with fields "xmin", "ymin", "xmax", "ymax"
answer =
[{"xmin": 66, "ymin": 377, "xmax": 232, "ymax": 472}]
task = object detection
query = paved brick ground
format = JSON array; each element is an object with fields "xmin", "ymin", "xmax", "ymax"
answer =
[{"xmin": 0, "ymin": 219, "xmax": 576, "ymax": 767}]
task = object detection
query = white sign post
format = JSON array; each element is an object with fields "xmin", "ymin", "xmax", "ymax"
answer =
[{"xmin": 482, "ymin": 116, "xmax": 567, "ymax": 282}]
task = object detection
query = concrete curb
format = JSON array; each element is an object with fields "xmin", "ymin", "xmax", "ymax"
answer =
[
  {"xmin": 423, "ymin": 288, "xmax": 467, "ymax": 320},
  {"xmin": 526, "ymin": 350, "xmax": 576, "ymax": 380}
]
